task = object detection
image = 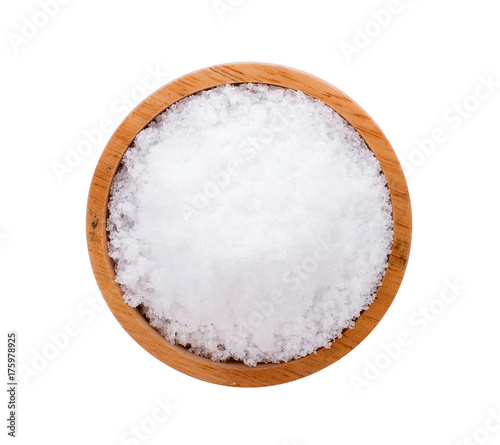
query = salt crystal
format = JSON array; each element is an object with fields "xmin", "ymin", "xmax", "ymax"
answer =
[{"xmin": 107, "ymin": 83, "xmax": 394, "ymax": 366}]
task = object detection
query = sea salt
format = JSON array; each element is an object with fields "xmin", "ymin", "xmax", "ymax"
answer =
[{"xmin": 107, "ymin": 83, "xmax": 394, "ymax": 366}]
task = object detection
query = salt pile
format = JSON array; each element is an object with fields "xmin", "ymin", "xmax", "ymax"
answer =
[{"xmin": 107, "ymin": 83, "xmax": 394, "ymax": 366}]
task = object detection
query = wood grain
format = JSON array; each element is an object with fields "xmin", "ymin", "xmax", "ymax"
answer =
[{"xmin": 86, "ymin": 62, "xmax": 412, "ymax": 387}]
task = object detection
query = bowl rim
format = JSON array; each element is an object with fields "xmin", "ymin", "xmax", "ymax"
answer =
[{"xmin": 86, "ymin": 62, "xmax": 412, "ymax": 387}]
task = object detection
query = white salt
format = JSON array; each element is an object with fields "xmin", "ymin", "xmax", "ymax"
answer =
[{"xmin": 107, "ymin": 83, "xmax": 394, "ymax": 366}]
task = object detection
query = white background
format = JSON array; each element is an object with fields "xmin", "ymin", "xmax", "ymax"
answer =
[{"xmin": 2, "ymin": 1, "xmax": 500, "ymax": 444}]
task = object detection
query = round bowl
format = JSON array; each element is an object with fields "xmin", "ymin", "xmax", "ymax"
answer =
[{"xmin": 86, "ymin": 62, "xmax": 412, "ymax": 387}]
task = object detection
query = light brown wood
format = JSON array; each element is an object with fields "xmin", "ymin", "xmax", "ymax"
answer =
[{"xmin": 86, "ymin": 62, "xmax": 412, "ymax": 387}]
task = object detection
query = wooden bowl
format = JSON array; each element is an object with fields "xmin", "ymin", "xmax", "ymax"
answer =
[{"xmin": 86, "ymin": 62, "xmax": 412, "ymax": 387}]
